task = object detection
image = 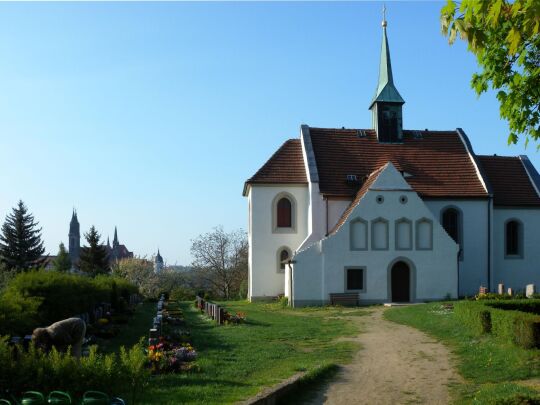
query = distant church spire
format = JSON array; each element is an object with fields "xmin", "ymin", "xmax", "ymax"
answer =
[
  {"xmin": 113, "ymin": 226, "xmax": 119, "ymax": 247},
  {"xmin": 369, "ymin": 5, "xmax": 405, "ymax": 143},
  {"xmin": 154, "ymin": 248, "xmax": 164, "ymax": 273},
  {"xmin": 68, "ymin": 208, "xmax": 81, "ymax": 267}
]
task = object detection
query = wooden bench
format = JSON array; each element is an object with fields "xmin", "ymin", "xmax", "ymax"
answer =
[{"xmin": 329, "ymin": 292, "xmax": 359, "ymax": 306}]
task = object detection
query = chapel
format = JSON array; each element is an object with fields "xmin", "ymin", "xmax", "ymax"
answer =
[{"xmin": 243, "ymin": 14, "xmax": 540, "ymax": 306}]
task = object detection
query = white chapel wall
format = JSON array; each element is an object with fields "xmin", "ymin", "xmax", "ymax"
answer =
[
  {"xmin": 424, "ymin": 199, "xmax": 489, "ymax": 296},
  {"xmin": 492, "ymin": 208, "xmax": 540, "ymax": 291},
  {"xmin": 327, "ymin": 199, "xmax": 352, "ymax": 232},
  {"xmin": 292, "ymin": 182, "xmax": 459, "ymax": 306},
  {"xmin": 248, "ymin": 184, "xmax": 309, "ymax": 299}
]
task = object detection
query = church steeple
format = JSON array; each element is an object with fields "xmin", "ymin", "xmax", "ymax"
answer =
[
  {"xmin": 369, "ymin": 6, "xmax": 405, "ymax": 143},
  {"xmin": 68, "ymin": 208, "xmax": 80, "ymax": 266},
  {"xmin": 113, "ymin": 226, "xmax": 119, "ymax": 248}
]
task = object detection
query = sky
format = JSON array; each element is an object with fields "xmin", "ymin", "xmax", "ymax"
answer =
[{"xmin": 0, "ymin": 1, "xmax": 535, "ymax": 265}]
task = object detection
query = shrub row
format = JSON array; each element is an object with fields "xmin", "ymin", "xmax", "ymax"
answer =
[
  {"xmin": 0, "ymin": 271, "xmax": 138, "ymax": 336},
  {"xmin": 488, "ymin": 300, "xmax": 540, "ymax": 315},
  {"xmin": 454, "ymin": 300, "xmax": 540, "ymax": 349},
  {"xmin": 0, "ymin": 337, "xmax": 149, "ymax": 402}
]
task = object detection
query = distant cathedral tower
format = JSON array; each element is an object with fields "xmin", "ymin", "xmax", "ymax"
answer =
[
  {"xmin": 369, "ymin": 6, "xmax": 405, "ymax": 143},
  {"xmin": 154, "ymin": 249, "xmax": 164, "ymax": 273},
  {"xmin": 68, "ymin": 209, "xmax": 80, "ymax": 265}
]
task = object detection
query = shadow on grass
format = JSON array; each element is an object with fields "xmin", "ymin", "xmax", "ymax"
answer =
[
  {"xmin": 277, "ymin": 363, "xmax": 340, "ymax": 405},
  {"xmin": 244, "ymin": 318, "xmax": 272, "ymax": 327},
  {"xmin": 180, "ymin": 302, "xmax": 234, "ymax": 353}
]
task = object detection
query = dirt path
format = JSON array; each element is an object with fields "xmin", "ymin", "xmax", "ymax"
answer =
[{"xmin": 309, "ymin": 307, "xmax": 461, "ymax": 405}]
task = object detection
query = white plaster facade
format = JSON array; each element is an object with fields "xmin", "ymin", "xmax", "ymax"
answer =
[
  {"xmin": 492, "ymin": 208, "xmax": 540, "ymax": 291},
  {"xmin": 247, "ymin": 184, "xmax": 309, "ymax": 299},
  {"xmin": 245, "ymin": 144, "xmax": 540, "ymax": 306},
  {"xmin": 286, "ymin": 164, "xmax": 459, "ymax": 305}
]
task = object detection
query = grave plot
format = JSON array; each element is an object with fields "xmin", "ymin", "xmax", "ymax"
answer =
[{"xmin": 147, "ymin": 295, "xmax": 198, "ymax": 373}]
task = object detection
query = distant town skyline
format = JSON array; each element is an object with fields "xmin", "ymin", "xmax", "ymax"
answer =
[{"xmin": 0, "ymin": 2, "xmax": 535, "ymax": 265}]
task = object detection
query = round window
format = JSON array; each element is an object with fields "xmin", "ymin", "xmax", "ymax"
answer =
[
  {"xmin": 399, "ymin": 195, "xmax": 408, "ymax": 204},
  {"xmin": 376, "ymin": 195, "xmax": 384, "ymax": 204}
]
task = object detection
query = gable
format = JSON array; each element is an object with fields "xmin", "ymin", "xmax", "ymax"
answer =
[{"xmin": 330, "ymin": 162, "xmax": 410, "ymax": 235}]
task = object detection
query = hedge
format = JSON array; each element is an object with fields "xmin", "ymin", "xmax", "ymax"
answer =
[
  {"xmin": 0, "ymin": 337, "xmax": 149, "ymax": 402},
  {"xmin": 0, "ymin": 271, "xmax": 138, "ymax": 336},
  {"xmin": 454, "ymin": 300, "xmax": 540, "ymax": 349}
]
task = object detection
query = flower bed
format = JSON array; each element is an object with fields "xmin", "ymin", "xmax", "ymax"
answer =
[{"xmin": 147, "ymin": 296, "xmax": 197, "ymax": 374}]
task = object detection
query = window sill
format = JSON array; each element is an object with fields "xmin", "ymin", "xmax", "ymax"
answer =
[
  {"xmin": 504, "ymin": 254, "xmax": 523, "ymax": 260},
  {"xmin": 272, "ymin": 227, "xmax": 297, "ymax": 234}
]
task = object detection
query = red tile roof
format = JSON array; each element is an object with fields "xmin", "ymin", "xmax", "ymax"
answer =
[
  {"xmin": 309, "ymin": 128, "xmax": 488, "ymax": 198},
  {"xmin": 328, "ymin": 164, "xmax": 387, "ymax": 235},
  {"xmin": 477, "ymin": 155, "xmax": 540, "ymax": 206},
  {"xmin": 244, "ymin": 139, "xmax": 307, "ymax": 193}
]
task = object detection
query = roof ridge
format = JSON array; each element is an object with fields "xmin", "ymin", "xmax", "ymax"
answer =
[
  {"xmin": 478, "ymin": 154, "xmax": 520, "ymax": 159},
  {"xmin": 309, "ymin": 127, "xmax": 458, "ymax": 133}
]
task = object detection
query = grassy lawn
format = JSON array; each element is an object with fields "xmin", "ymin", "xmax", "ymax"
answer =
[
  {"xmin": 99, "ymin": 301, "xmax": 156, "ymax": 354},
  {"xmin": 137, "ymin": 301, "xmax": 362, "ymax": 405},
  {"xmin": 385, "ymin": 302, "xmax": 540, "ymax": 404}
]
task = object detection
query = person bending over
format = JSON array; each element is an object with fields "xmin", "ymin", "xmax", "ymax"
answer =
[{"xmin": 32, "ymin": 317, "xmax": 86, "ymax": 359}]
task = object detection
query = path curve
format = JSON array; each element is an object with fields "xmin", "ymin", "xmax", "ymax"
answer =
[{"xmin": 309, "ymin": 307, "xmax": 461, "ymax": 405}]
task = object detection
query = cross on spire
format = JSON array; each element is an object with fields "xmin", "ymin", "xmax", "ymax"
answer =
[{"xmin": 382, "ymin": 4, "xmax": 387, "ymax": 27}]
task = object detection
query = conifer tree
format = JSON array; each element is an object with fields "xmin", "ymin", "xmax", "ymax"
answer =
[
  {"xmin": 0, "ymin": 200, "xmax": 45, "ymax": 271},
  {"xmin": 52, "ymin": 242, "xmax": 71, "ymax": 272},
  {"xmin": 79, "ymin": 226, "xmax": 109, "ymax": 276}
]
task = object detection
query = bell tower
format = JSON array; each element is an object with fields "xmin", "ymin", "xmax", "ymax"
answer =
[
  {"xmin": 68, "ymin": 209, "xmax": 80, "ymax": 264},
  {"xmin": 369, "ymin": 6, "xmax": 405, "ymax": 143}
]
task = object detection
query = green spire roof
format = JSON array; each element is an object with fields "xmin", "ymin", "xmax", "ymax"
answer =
[{"xmin": 370, "ymin": 17, "xmax": 405, "ymax": 108}]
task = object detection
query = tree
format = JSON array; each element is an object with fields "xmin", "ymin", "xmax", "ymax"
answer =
[
  {"xmin": 113, "ymin": 257, "xmax": 160, "ymax": 298},
  {"xmin": 52, "ymin": 242, "xmax": 71, "ymax": 272},
  {"xmin": 190, "ymin": 226, "xmax": 248, "ymax": 299},
  {"xmin": 79, "ymin": 226, "xmax": 109, "ymax": 276},
  {"xmin": 441, "ymin": 0, "xmax": 540, "ymax": 145},
  {"xmin": 0, "ymin": 200, "xmax": 45, "ymax": 272}
]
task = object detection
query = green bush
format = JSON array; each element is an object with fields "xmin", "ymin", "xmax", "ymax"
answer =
[
  {"xmin": 455, "ymin": 301, "xmax": 540, "ymax": 349},
  {"xmin": 476, "ymin": 293, "xmax": 514, "ymax": 301},
  {"xmin": 513, "ymin": 315, "xmax": 540, "ymax": 349},
  {"xmin": 0, "ymin": 271, "xmax": 138, "ymax": 336},
  {"xmin": 489, "ymin": 300, "xmax": 540, "ymax": 315},
  {"xmin": 454, "ymin": 302, "xmax": 492, "ymax": 335},
  {"xmin": 169, "ymin": 286, "xmax": 195, "ymax": 301},
  {"xmin": 0, "ymin": 337, "xmax": 149, "ymax": 400}
]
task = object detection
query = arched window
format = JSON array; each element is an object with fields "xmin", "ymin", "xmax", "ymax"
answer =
[
  {"xmin": 277, "ymin": 248, "xmax": 291, "ymax": 272},
  {"xmin": 505, "ymin": 220, "xmax": 522, "ymax": 257},
  {"xmin": 442, "ymin": 208, "xmax": 460, "ymax": 244},
  {"xmin": 277, "ymin": 198, "xmax": 292, "ymax": 228}
]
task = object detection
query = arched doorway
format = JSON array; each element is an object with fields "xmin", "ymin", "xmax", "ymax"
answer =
[{"xmin": 391, "ymin": 261, "xmax": 410, "ymax": 302}]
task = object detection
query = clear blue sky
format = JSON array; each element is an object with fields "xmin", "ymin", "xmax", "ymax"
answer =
[{"xmin": 0, "ymin": 1, "xmax": 535, "ymax": 265}]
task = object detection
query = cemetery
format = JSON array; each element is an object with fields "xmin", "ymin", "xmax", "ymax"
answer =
[
  {"xmin": 146, "ymin": 295, "xmax": 197, "ymax": 374},
  {"xmin": 195, "ymin": 296, "xmax": 246, "ymax": 325}
]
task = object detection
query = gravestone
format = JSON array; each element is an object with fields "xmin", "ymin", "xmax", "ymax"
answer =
[
  {"xmin": 218, "ymin": 308, "xmax": 225, "ymax": 324},
  {"xmin": 498, "ymin": 283, "xmax": 505, "ymax": 295},
  {"xmin": 526, "ymin": 284, "xmax": 535, "ymax": 298},
  {"xmin": 507, "ymin": 288, "xmax": 513, "ymax": 296},
  {"xmin": 479, "ymin": 286, "xmax": 488, "ymax": 295}
]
